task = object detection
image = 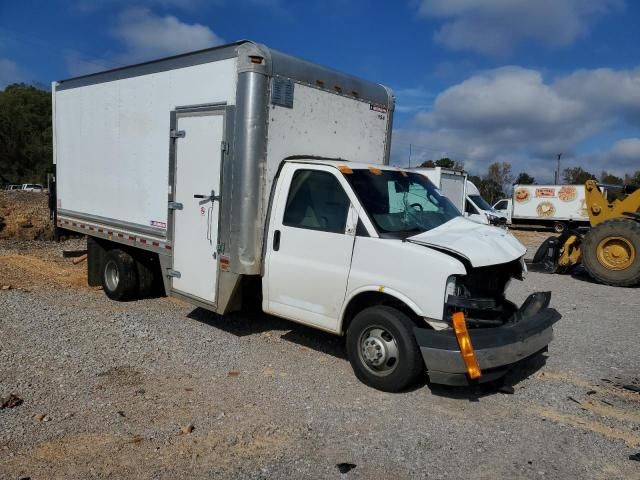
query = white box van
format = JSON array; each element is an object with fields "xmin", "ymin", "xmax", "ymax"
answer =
[
  {"xmin": 52, "ymin": 41, "xmax": 559, "ymax": 391},
  {"xmin": 494, "ymin": 184, "xmax": 590, "ymax": 233}
]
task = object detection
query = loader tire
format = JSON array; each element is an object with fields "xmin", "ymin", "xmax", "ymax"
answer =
[
  {"xmin": 582, "ymin": 219, "xmax": 640, "ymax": 287},
  {"xmin": 102, "ymin": 249, "xmax": 139, "ymax": 301}
]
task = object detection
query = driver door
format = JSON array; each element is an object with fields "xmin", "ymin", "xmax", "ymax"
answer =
[{"xmin": 265, "ymin": 165, "xmax": 357, "ymax": 332}]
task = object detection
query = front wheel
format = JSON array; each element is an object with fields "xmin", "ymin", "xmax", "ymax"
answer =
[{"xmin": 346, "ymin": 306, "xmax": 424, "ymax": 392}]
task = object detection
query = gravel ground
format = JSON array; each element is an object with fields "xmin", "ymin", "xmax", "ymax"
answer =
[{"xmin": 1, "ymin": 234, "xmax": 639, "ymax": 479}]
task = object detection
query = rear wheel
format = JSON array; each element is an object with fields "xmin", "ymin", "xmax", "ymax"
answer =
[
  {"xmin": 102, "ymin": 249, "xmax": 139, "ymax": 301},
  {"xmin": 582, "ymin": 219, "xmax": 640, "ymax": 287},
  {"xmin": 346, "ymin": 306, "xmax": 424, "ymax": 392}
]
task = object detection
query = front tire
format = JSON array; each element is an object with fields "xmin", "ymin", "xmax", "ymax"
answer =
[
  {"xmin": 346, "ymin": 306, "xmax": 424, "ymax": 392},
  {"xmin": 102, "ymin": 249, "xmax": 139, "ymax": 301},
  {"xmin": 582, "ymin": 219, "xmax": 640, "ymax": 287}
]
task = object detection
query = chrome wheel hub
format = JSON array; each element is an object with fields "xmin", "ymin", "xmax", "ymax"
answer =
[
  {"xmin": 358, "ymin": 327, "xmax": 399, "ymax": 376},
  {"xmin": 104, "ymin": 260, "xmax": 120, "ymax": 291}
]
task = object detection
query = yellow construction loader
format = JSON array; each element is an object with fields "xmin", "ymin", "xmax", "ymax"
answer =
[{"xmin": 529, "ymin": 179, "xmax": 640, "ymax": 286}]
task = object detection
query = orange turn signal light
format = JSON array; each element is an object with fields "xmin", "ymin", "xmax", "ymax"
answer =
[
  {"xmin": 452, "ymin": 311, "xmax": 481, "ymax": 379},
  {"xmin": 338, "ymin": 165, "xmax": 353, "ymax": 174}
]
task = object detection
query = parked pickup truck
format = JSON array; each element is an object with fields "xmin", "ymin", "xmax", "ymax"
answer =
[{"xmin": 51, "ymin": 40, "xmax": 559, "ymax": 391}]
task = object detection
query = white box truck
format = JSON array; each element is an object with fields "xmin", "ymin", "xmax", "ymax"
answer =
[
  {"xmin": 52, "ymin": 41, "xmax": 559, "ymax": 391},
  {"xmin": 493, "ymin": 184, "xmax": 590, "ymax": 233},
  {"xmin": 414, "ymin": 169, "xmax": 507, "ymax": 226},
  {"xmin": 464, "ymin": 180, "xmax": 508, "ymax": 225},
  {"xmin": 412, "ymin": 167, "xmax": 467, "ymax": 212}
]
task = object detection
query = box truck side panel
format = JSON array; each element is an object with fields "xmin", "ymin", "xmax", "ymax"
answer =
[
  {"xmin": 439, "ymin": 172, "xmax": 467, "ymax": 213},
  {"xmin": 512, "ymin": 184, "xmax": 588, "ymax": 222},
  {"xmin": 265, "ymin": 83, "xmax": 390, "ymax": 186},
  {"xmin": 55, "ymin": 58, "xmax": 237, "ymax": 235}
]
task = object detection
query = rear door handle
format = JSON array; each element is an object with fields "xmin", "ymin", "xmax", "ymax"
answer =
[{"xmin": 273, "ymin": 230, "xmax": 281, "ymax": 251}]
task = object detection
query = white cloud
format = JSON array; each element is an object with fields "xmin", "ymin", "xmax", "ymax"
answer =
[
  {"xmin": 609, "ymin": 138, "xmax": 640, "ymax": 162},
  {"xmin": 0, "ymin": 58, "xmax": 26, "ymax": 89},
  {"xmin": 392, "ymin": 65, "xmax": 640, "ymax": 179},
  {"xmin": 112, "ymin": 8, "xmax": 224, "ymax": 64},
  {"xmin": 416, "ymin": 0, "xmax": 623, "ymax": 57}
]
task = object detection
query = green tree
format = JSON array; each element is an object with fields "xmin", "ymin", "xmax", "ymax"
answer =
[
  {"xmin": 515, "ymin": 172, "xmax": 535, "ymax": 184},
  {"xmin": 419, "ymin": 157, "xmax": 465, "ymax": 171},
  {"xmin": 0, "ymin": 83, "xmax": 52, "ymax": 185},
  {"xmin": 562, "ymin": 166, "xmax": 595, "ymax": 185},
  {"xmin": 624, "ymin": 171, "xmax": 640, "ymax": 186},
  {"xmin": 484, "ymin": 162, "xmax": 513, "ymax": 201},
  {"xmin": 600, "ymin": 171, "xmax": 623, "ymax": 185}
]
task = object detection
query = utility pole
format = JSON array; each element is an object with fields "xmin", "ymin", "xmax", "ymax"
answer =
[
  {"xmin": 409, "ymin": 144, "xmax": 412, "ymax": 169},
  {"xmin": 555, "ymin": 153, "xmax": 562, "ymax": 184}
]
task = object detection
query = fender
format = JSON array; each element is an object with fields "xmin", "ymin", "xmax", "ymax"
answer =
[{"xmin": 338, "ymin": 285, "xmax": 426, "ymax": 333}]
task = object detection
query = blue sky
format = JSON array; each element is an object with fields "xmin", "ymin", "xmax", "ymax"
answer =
[{"xmin": 1, "ymin": 0, "xmax": 639, "ymax": 180}]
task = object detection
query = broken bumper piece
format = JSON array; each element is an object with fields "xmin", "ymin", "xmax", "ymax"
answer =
[{"xmin": 414, "ymin": 292, "xmax": 561, "ymax": 386}]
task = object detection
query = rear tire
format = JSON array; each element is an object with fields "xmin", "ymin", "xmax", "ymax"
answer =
[
  {"xmin": 582, "ymin": 219, "xmax": 640, "ymax": 287},
  {"xmin": 102, "ymin": 249, "xmax": 139, "ymax": 301},
  {"xmin": 346, "ymin": 306, "xmax": 424, "ymax": 392},
  {"xmin": 134, "ymin": 251, "xmax": 160, "ymax": 298}
]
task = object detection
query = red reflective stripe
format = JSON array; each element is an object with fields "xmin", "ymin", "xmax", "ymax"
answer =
[
  {"xmin": 152, "ymin": 241, "xmax": 159, "ymax": 247},
  {"xmin": 117, "ymin": 233, "xmax": 124, "ymax": 238},
  {"xmin": 140, "ymin": 239, "xmax": 147, "ymax": 244},
  {"xmin": 129, "ymin": 236, "xmax": 135, "ymax": 240},
  {"xmin": 165, "ymin": 245, "xmax": 172, "ymax": 250}
]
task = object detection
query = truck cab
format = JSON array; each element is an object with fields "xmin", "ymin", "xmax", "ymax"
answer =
[
  {"xmin": 465, "ymin": 180, "xmax": 508, "ymax": 226},
  {"xmin": 263, "ymin": 159, "xmax": 559, "ymax": 390}
]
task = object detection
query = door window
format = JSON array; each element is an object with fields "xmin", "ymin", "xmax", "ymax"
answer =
[
  {"xmin": 283, "ymin": 170, "xmax": 350, "ymax": 233},
  {"xmin": 494, "ymin": 200, "xmax": 508, "ymax": 210}
]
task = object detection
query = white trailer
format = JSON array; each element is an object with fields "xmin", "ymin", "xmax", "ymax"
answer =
[
  {"xmin": 412, "ymin": 167, "xmax": 467, "ymax": 213},
  {"xmin": 493, "ymin": 184, "xmax": 590, "ymax": 233},
  {"xmin": 52, "ymin": 41, "xmax": 559, "ymax": 391}
]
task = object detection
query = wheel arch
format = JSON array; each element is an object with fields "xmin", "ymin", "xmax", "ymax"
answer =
[{"xmin": 339, "ymin": 287, "xmax": 425, "ymax": 335}]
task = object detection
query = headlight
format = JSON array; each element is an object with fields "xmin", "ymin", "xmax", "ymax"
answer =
[{"xmin": 445, "ymin": 275, "xmax": 457, "ymax": 301}]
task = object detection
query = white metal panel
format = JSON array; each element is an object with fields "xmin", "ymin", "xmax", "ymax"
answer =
[
  {"xmin": 345, "ymin": 237, "xmax": 466, "ymax": 324},
  {"xmin": 511, "ymin": 184, "xmax": 588, "ymax": 221},
  {"xmin": 171, "ymin": 113, "xmax": 224, "ymax": 303},
  {"xmin": 265, "ymin": 83, "xmax": 389, "ymax": 193},
  {"xmin": 439, "ymin": 172, "xmax": 466, "ymax": 212},
  {"xmin": 55, "ymin": 59, "xmax": 236, "ymax": 234},
  {"xmin": 264, "ymin": 164, "xmax": 361, "ymax": 332}
]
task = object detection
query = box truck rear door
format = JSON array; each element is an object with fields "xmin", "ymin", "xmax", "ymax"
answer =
[{"xmin": 170, "ymin": 109, "xmax": 225, "ymax": 305}]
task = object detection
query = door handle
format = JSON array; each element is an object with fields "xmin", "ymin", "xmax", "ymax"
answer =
[
  {"xmin": 194, "ymin": 190, "xmax": 221, "ymax": 205},
  {"xmin": 273, "ymin": 230, "xmax": 281, "ymax": 251}
]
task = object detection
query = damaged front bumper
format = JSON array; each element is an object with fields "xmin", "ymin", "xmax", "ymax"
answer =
[{"xmin": 414, "ymin": 292, "xmax": 561, "ymax": 386}]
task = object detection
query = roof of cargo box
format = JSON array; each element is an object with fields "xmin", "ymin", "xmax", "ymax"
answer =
[{"xmin": 55, "ymin": 40, "xmax": 394, "ymax": 107}]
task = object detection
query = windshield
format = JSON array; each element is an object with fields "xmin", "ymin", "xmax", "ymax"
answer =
[
  {"xmin": 344, "ymin": 169, "xmax": 461, "ymax": 238},
  {"xmin": 469, "ymin": 194, "xmax": 494, "ymax": 212}
]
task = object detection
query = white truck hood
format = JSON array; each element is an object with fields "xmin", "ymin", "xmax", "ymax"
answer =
[{"xmin": 408, "ymin": 217, "xmax": 526, "ymax": 267}]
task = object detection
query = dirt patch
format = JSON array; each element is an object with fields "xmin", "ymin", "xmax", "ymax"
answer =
[
  {"xmin": 0, "ymin": 191, "xmax": 54, "ymax": 240},
  {"xmin": 0, "ymin": 254, "xmax": 87, "ymax": 289}
]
